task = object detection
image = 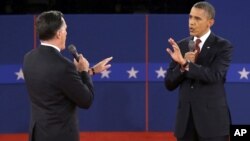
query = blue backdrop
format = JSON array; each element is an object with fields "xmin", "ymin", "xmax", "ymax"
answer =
[{"xmin": 0, "ymin": 0, "xmax": 250, "ymax": 135}]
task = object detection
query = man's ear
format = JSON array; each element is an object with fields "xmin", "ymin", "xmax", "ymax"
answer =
[
  {"xmin": 209, "ymin": 19, "xmax": 215, "ymax": 27},
  {"xmin": 56, "ymin": 30, "xmax": 61, "ymax": 39}
]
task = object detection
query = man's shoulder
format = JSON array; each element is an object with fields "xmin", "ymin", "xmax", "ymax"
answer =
[
  {"xmin": 177, "ymin": 36, "xmax": 192, "ymax": 48},
  {"xmin": 178, "ymin": 36, "xmax": 192, "ymax": 43},
  {"xmin": 203, "ymin": 33, "xmax": 233, "ymax": 53},
  {"xmin": 208, "ymin": 32, "xmax": 229, "ymax": 42},
  {"xmin": 211, "ymin": 33, "xmax": 233, "ymax": 47}
]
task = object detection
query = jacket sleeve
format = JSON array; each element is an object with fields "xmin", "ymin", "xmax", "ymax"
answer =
[
  {"xmin": 60, "ymin": 63, "xmax": 94, "ymax": 109},
  {"xmin": 164, "ymin": 40, "xmax": 189, "ymax": 91},
  {"xmin": 164, "ymin": 60, "xmax": 185, "ymax": 91}
]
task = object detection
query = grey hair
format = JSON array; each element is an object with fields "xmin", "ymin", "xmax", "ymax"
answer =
[{"xmin": 193, "ymin": 1, "xmax": 215, "ymax": 19}]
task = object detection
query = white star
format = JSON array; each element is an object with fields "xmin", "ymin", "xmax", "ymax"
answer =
[
  {"xmin": 15, "ymin": 68, "xmax": 24, "ymax": 80},
  {"xmin": 238, "ymin": 67, "xmax": 250, "ymax": 79},
  {"xmin": 101, "ymin": 69, "xmax": 111, "ymax": 78},
  {"xmin": 155, "ymin": 66, "xmax": 167, "ymax": 78},
  {"xmin": 127, "ymin": 67, "xmax": 139, "ymax": 78}
]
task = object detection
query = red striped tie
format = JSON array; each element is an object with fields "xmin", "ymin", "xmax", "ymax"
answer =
[
  {"xmin": 195, "ymin": 39, "xmax": 201, "ymax": 53},
  {"xmin": 195, "ymin": 39, "xmax": 201, "ymax": 60}
]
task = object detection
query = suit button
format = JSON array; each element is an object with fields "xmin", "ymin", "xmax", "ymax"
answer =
[{"xmin": 191, "ymin": 86, "xmax": 194, "ymax": 89}]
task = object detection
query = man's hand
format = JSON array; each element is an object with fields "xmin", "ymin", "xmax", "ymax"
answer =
[
  {"xmin": 74, "ymin": 54, "xmax": 89, "ymax": 72},
  {"xmin": 184, "ymin": 50, "xmax": 198, "ymax": 63},
  {"xmin": 89, "ymin": 56, "xmax": 113, "ymax": 75},
  {"xmin": 166, "ymin": 38, "xmax": 186, "ymax": 65}
]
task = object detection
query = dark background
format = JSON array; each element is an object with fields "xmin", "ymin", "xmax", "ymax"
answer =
[{"xmin": 0, "ymin": 0, "xmax": 202, "ymax": 14}]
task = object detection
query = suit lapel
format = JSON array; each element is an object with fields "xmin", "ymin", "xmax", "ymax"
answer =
[{"xmin": 196, "ymin": 33, "xmax": 216, "ymax": 64}]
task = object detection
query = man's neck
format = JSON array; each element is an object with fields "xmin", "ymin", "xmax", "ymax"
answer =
[{"xmin": 41, "ymin": 41, "xmax": 61, "ymax": 52}]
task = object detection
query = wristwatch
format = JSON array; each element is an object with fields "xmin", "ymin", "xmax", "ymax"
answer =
[{"xmin": 182, "ymin": 60, "xmax": 189, "ymax": 68}]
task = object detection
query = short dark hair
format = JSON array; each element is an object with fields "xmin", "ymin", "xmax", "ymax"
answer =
[
  {"xmin": 193, "ymin": 1, "xmax": 215, "ymax": 19},
  {"xmin": 36, "ymin": 10, "xmax": 64, "ymax": 40}
]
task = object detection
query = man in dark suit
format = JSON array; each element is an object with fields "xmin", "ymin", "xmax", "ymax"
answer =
[
  {"xmin": 165, "ymin": 2, "xmax": 232, "ymax": 141},
  {"xmin": 23, "ymin": 11, "xmax": 112, "ymax": 141}
]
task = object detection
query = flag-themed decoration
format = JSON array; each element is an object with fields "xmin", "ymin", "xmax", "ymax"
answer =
[
  {"xmin": 1, "ymin": 1, "xmax": 250, "ymax": 140},
  {"xmin": 0, "ymin": 63, "xmax": 250, "ymax": 84}
]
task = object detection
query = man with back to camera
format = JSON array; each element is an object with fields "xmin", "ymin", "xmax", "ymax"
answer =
[
  {"xmin": 23, "ymin": 10, "xmax": 112, "ymax": 141},
  {"xmin": 165, "ymin": 2, "xmax": 232, "ymax": 141}
]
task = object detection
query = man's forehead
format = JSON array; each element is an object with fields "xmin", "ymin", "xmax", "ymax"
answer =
[{"xmin": 190, "ymin": 7, "xmax": 209, "ymax": 18}]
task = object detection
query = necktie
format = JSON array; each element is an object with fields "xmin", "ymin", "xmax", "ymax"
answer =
[
  {"xmin": 195, "ymin": 39, "xmax": 201, "ymax": 60},
  {"xmin": 195, "ymin": 38, "xmax": 201, "ymax": 53}
]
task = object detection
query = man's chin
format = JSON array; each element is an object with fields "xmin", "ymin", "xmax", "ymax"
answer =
[{"xmin": 189, "ymin": 32, "xmax": 195, "ymax": 36}]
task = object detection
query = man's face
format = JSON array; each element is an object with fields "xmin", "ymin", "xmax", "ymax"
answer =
[{"xmin": 189, "ymin": 7, "xmax": 214, "ymax": 38}]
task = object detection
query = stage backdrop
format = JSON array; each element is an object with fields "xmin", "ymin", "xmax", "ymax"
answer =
[{"xmin": 0, "ymin": 0, "xmax": 250, "ymax": 141}]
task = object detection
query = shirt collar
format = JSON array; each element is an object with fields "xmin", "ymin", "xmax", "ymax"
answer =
[
  {"xmin": 41, "ymin": 42, "xmax": 60, "ymax": 52},
  {"xmin": 193, "ymin": 30, "xmax": 211, "ymax": 48}
]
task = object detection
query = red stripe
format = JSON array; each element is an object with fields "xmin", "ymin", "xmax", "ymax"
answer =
[
  {"xmin": 33, "ymin": 15, "xmax": 37, "ymax": 49},
  {"xmin": 0, "ymin": 132, "xmax": 176, "ymax": 141},
  {"xmin": 145, "ymin": 14, "xmax": 149, "ymax": 131}
]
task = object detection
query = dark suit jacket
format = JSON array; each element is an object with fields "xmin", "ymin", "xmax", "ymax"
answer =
[
  {"xmin": 164, "ymin": 32, "xmax": 233, "ymax": 138},
  {"xmin": 23, "ymin": 45, "xmax": 94, "ymax": 141}
]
